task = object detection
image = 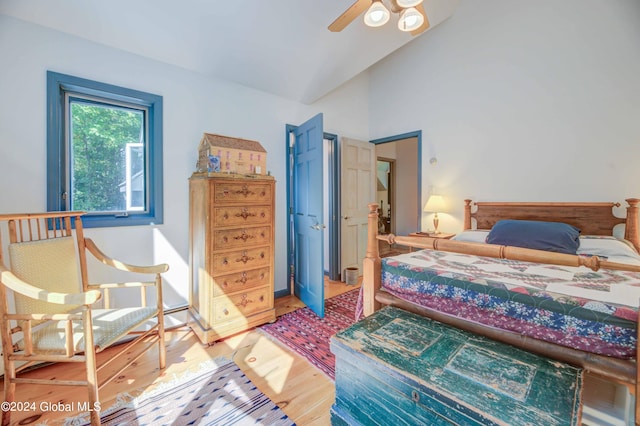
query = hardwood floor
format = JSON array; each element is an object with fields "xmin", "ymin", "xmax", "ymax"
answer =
[{"xmin": 0, "ymin": 278, "xmax": 359, "ymax": 425}]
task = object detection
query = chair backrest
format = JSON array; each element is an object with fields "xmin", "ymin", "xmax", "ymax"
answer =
[
  {"xmin": 9, "ymin": 237, "xmax": 81, "ymax": 314},
  {"xmin": 0, "ymin": 212, "xmax": 86, "ymax": 315}
]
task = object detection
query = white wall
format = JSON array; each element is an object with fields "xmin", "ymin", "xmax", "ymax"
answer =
[
  {"xmin": 0, "ymin": 15, "xmax": 370, "ymax": 307},
  {"xmin": 369, "ymin": 0, "xmax": 640, "ymax": 233}
]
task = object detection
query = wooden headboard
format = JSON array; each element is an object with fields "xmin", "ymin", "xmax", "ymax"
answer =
[{"xmin": 463, "ymin": 199, "xmax": 640, "ymax": 252}]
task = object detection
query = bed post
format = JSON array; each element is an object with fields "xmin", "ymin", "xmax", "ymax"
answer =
[
  {"xmin": 624, "ymin": 198, "xmax": 640, "ymax": 253},
  {"xmin": 363, "ymin": 203, "xmax": 382, "ymax": 316},
  {"xmin": 463, "ymin": 199, "xmax": 472, "ymax": 230}
]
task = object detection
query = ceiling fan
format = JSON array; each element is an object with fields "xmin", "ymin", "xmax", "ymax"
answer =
[{"xmin": 328, "ymin": 0, "xmax": 430, "ymax": 35}]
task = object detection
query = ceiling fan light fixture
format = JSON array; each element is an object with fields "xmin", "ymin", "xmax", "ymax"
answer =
[
  {"xmin": 364, "ymin": 0, "xmax": 390, "ymax": 27},
  {"xmin": 396, "ymin": 0, "xmax": 423, "ymax": 7},
  {"xmin": 398, "ymin": 7, "xmax": 424, "ymax": 32}
]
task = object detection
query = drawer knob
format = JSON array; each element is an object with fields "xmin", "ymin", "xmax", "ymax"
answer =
[
  {"xmin": 223, "ymin": 308, "xmax": 229, "ymax": 316},
  {"xmin": 411, "ymin": 390, "xmax": 420, "ymax": 403},
  {"xmin": 259, "ymin": 295, "xmax": 264, "ymax": 302},
  {"xmin": 240, "ymin": 294, "xmax": 250, "ymax": 307},
  {"xmin": 234, "ymin": 185, "xmax": 254, "ymax": 197},
  {"xmin": 222, "ymin": 258, "xmax": 229, "ymax": 265},
  {"xmin": 235, "ymin": 208, "xmax": 256, "ymax": 220},
  {"xmin": 234, "ymin": 230, "xmax": 255, "ymax": 242},
  {"xmin": 235, "ymin": 252, "xmax": 255, "ymax": 264}
]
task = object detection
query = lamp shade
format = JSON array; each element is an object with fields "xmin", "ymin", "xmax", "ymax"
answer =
[
  {"xmin": 424, "ymin": 194, "xmax": 447, "ymax": 213},
  {"xmin": 364, "ymin": 0, "xmax": 390, "ymax": 27},
  {"xmin": 398, "ymin": 7, "xmax": 424, "ymax": 32}
]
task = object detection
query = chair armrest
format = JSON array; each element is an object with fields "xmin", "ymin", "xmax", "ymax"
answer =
[
  {"xmin": 0, "ymin": 266, "xmax": 102, "ymax": 306},
  {"xmin": 10, "ymin": 312, "xmax": 84, "ymax": 321},
  {"xmin": 85, "ymin": 238, "xmax": 169, "ymax": 274},
  {"xmin": 88, "ymin": 281, "xmax": 157, "ymax": 290}
]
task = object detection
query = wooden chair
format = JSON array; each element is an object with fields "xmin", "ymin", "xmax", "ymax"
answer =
[{"xmin": 0, "ymin": 212, "xmax": 167, "ymax": 425}]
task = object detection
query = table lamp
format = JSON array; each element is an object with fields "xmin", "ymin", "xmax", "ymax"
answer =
[{"xmin": 423, "ymin": 194, "xmax": 447, "ymax": 234}]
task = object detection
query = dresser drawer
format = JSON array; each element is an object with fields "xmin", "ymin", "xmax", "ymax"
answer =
[
  {"xmin": 213, "ymin": 267, "xmax": 271, "ymax": 296},
  {"xmin": 211, "ymin": 247, "xmax": 271, "ymax": 274},
  {"xmin": 212, "ymin": 226, "xmax": 271, "ymax": 251},
  {"xmin": 213, "ymin": 182, "xmax": 273, "ymax": 204},
  {"xmin": 213, "ymin": 206, "xmax": 272, "ymax": 227},
  {"xmin": 213, "ymin": 285, "xmax": 272, "ymax": 321}
]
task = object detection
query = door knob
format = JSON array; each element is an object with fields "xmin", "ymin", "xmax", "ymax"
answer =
[
  {"xmin": 310, "ymin": 223, "xmax": 327, "ymax": 230},
  {"xmin": 342, "ymin": 216, "xmax": 350, "ymax": 220}
]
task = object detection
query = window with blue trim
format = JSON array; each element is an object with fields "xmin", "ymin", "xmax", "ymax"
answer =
[{"xmin": 47, "ymin": 71, "xmax": 163, "ymax": 227}]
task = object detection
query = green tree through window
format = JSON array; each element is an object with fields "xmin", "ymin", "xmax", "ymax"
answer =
[{"xmin": 70, "ymin": 101, "xmax": 145, "ymax": 212}]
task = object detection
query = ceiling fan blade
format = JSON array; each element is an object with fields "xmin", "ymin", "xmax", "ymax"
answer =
[
  {"xmin": 410, "ymin": 2, "xmax": 430, "ymax": 36},
  {"xmin": 328, "ymin": 0, "xmax": 372, "ymax": 32}
]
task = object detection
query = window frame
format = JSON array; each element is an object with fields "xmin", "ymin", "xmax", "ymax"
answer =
[{"xmin": 47, "ymin": 71, "xmax": 163, "ymax": 228}]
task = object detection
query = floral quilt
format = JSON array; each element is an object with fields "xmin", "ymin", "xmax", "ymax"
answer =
[{"xmin": 382, "ymin": 250, "xmax": 640, "ymax": 358}]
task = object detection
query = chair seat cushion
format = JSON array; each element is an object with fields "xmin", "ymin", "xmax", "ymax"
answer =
[{"xmin": 18, "ymin": 307, "xmax": 159, "ymax": 354}]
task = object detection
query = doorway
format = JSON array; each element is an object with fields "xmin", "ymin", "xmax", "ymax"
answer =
[
  {"xmin": 371, "ymin": 131, "xmax": 422, "ymax": 236},
  {"xmin": 323, "ymin": 134, "xmax": 339, "ymax": 281},
  {"xmin": 376, "ymin": 158, "xmax": 395, "ymax": 235}
]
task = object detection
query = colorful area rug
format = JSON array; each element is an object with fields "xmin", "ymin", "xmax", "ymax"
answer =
[
  {"xmin": 259, "ymin": 289, "xmax": 359, "ymax": 380},
  {"xmin": 66, "ymin": 358, "xmax": 294, "ymax": 426}
]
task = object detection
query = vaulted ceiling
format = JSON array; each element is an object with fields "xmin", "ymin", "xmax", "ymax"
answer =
[{"xmin": 0, "ymin": 0, "xmax": 458, "ymax": 103}]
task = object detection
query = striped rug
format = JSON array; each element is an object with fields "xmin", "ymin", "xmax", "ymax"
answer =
[
  {"xmin": 65, "ymin": 358, "xmax": 294, "ymax": 425},
  {"xmin": 259, "ymin": 288, "xmax": 360, "ymax": 380}
]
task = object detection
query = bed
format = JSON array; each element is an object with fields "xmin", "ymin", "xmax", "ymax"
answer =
[{"xmin": 362, "ymin": 198, "xmax": 640, "ymax": 420}]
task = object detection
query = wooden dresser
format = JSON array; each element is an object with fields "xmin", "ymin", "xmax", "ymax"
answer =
[{"xmin": 188, "ymin": 173, "xmax": 276, "ymax": 344}]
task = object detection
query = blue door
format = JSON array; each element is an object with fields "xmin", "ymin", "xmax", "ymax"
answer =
[{"xmin": 292, "ymin": 113, "xmax": 325, "ymax": 317}]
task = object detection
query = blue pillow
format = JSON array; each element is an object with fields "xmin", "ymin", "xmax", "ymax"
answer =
[{"xmin": 486, "ymin": 220, "xmax": 580, "ymax": 255}]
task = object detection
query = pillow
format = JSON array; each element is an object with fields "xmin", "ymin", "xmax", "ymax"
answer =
[
  {"xmin": 578, "ymin": 235, "xmax": 640, "ymax": 262},
  {"xmin": 451, "ymin": 230, "xmax": 490, "ymax": 244},
  {"xmin": 486, "ymin": 220, "xmax": 580, "ymax": 255}
]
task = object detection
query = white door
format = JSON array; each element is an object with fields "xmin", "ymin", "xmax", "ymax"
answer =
[{"xmin": 340, "ymin": 137, "xmax": 375, "ymax": 278}]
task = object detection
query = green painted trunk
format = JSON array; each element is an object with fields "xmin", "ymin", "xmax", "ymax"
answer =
[{"xmin": 330, "ymin": 306, "xmax": 582, "ymax": 425}]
